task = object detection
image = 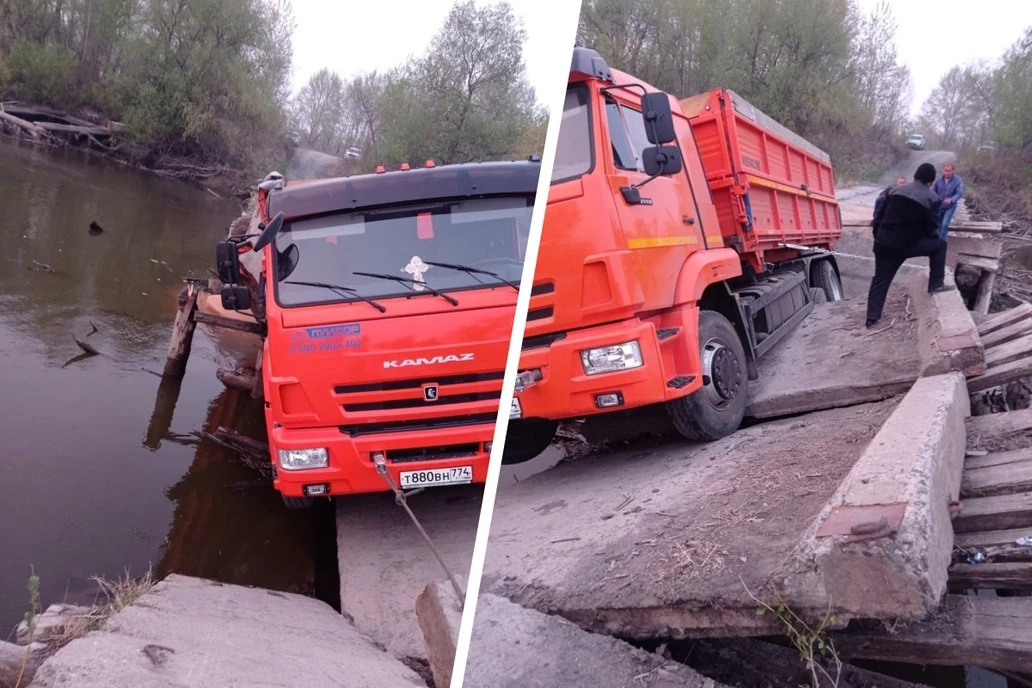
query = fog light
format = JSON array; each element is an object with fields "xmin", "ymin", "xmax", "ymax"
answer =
[
  {"xmin": 278, "ymin": 447, "xmax": 329, "ymax": 471},
  {"xmin": 595, "ymin": 392, "xmax": 624, "ymax": 408},
  {"xmin": 580, "ymin": 341, "xmax": 644, "ymax": 376},
  {"xmin": 304, "ymin": 484, "xmax": 329, "ymax": 497}
]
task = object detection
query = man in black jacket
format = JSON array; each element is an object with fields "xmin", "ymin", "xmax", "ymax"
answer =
[{"xmin": 865, "ymin": 163, "xmax": 954, "ymax": 328}]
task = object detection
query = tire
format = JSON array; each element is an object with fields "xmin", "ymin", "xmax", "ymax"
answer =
[
  {"xmin": 666, "ymin": 310, "xmax": 749, "ymax": 441},
  {"xmin": 812, "ymin": 259, "xmax": 844, "ymax": 301},
  {"xmin": 501, "ymin": 419, "xmax": 559, "ymax": 465},
  {"xmin": 809, "ymin": 287, "xmax": 827, "ymax": 305},
  {"xmin": 282, "ymin": 494, "xmax": 315, "ymax": 509}
]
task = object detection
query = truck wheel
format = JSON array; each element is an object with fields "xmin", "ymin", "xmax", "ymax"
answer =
[
  {"xmin": 810, "ymin": 287, "xmax": 827, "ymax": 305},
  {"xmin": 501, "ymin": 419, "xmax": 558, "ymax": 465},
  {"xmin": 667, "ymin": 310, "xmax": 748, "ymax": 441},
  {"xmin": 812, "ymin": 260, "xmax": 843, "ymax": 301},
  {"xmin": 282, "ymin": 495, "xmax": 314, "ymax": 509}
]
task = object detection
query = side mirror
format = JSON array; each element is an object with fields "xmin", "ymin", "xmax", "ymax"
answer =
[
  {"xmin": 641, "ymin": 92, "xmax": 676, "ymax": 144},
  {"xmin": 252, "ymin": 212, "xmax": 285, "ymax": 252},
  {"xmin": 220, "ymin": 285, "xmax": 251, "ymax": 312},
  {"xmin": 277, "ymin": 244, "xmax": 300, "ymax": 281},
  {"xmin": 215, "ymin": 241, "xmax": 241, "ymax": 283},
  {"xmin": 642, "ymin": 145, "xmax": 683, "ymax": 177}
]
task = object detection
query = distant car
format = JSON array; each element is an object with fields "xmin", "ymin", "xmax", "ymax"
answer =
[
  {"xmin": 977, "ymin": 143, "xmax": 996, "ymax": 152},
  {"xmin": 906, "ymin": 134, "xmax": 925, "ymax": 151},
  {"xmin": 343, "ymin": 147, "xmax": 362, "ymax": 160}
]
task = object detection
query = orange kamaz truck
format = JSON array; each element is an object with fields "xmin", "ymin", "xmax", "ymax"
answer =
[
  {"xmin": 503, "ymin": 47, "xmax": 843, "ymax": 463},
  {"xmin": 217, "ymin": 160, "xmax": 538, "ymax": 506}
]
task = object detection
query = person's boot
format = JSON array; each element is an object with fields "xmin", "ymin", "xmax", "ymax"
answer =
[
  {"xmin": 928, "ymin": 284, "xmax": 956, "ymax": 294},
  {"xmin": 866, "ymin": 318, "xmax": 879, "ymax": 328}
]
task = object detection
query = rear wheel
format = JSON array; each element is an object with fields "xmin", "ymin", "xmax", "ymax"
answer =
[
  {"xmin": 812, "ymin": 260, "xmax": 844, "ymax": 301},
  {"xmin": 810, "ymin": 287, "xmax": 827, "ymax": 305},
  {"xmin": 501, "ymin": 419, "xmax": 559, "ymax": 464},
  {"xmin": 282, "ymin": 495, "xmax": 314, "ymax": 509},
  {"xmin": 667, "ymin": 310, "xmax": 749, "ymax": 441}
]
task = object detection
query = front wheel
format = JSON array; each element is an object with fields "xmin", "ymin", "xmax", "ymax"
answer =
[
  {"xmin": 667, "ymin": 310, "xmax": 749, "ymax": 441},
  {"xmin": 501, "ymin": 419, "xmax": 559, "ymax": 464},
  {"xmin": 282, "ymin": 495, "xmax": 315, "ymax": 509}
]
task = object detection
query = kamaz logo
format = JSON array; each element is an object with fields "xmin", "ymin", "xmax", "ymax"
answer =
[{"xmin": 383, "ymin": 353, "xmax": 474, "ymax": 369}]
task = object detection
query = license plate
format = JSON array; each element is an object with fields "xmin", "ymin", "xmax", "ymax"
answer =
[
  {"xmin": 399, "ymin": 465, "xmax": 473, "ymax": 489},
  {"xmin": 510, "ymin": 398, "xmax": 522, "ymax": 419}
]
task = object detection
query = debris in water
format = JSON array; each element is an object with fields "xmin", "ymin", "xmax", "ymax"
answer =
[
  {"xmin": 73, "ymin": 334, "xmax": 101, "ymax": 356},
  {"xmin": 1017, "ymin": 536, "xmax": 1032, "ymax": 547},
  {"xmin": 967, "ymin": 552, "xmax": 986, "ymax": 564},
  {"xmin": 88, "ymin": 221, "xmax": 104, "ymax": 236},
  {"xmin": 30, "ymin": 259, "xmax": 54, "ymax": 273},
  {"xmin": 87, "ymin": 321, "xmax": 99, "ymax": 337}
]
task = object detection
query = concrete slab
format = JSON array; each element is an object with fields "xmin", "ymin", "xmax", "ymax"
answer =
[
  {"xmin": 747, "ymin": 291, "xmax": 920, "ymax": 419},
  {"xmin": 27, "ymin": 574, "xmax": 425, "ymax": 688},
  {"xmin": 481, "ymin": 399, "xmax": 900, "ymax": 640},
  {"xmin": 782, "ymin": 372, "xmax": 970, "ymax": 621},
  {"xmin": 416, "ymin": 580, "xmax": 463, "ymax": 688},
  {"xmin": 336, "ymin": 487, "xmax": 480, "ymax": 662},
  {"xmin": 904, "ymin": 271, "xmax": 985, "ymax": 377},
  {"xmin": 463, "ymin": 594, "xmax": 726, "ymax": 688}
]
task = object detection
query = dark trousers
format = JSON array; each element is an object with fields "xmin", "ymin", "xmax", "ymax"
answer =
[{"xmin": 866, "ymin": 237, "xmax": 948, "ymax": 322}]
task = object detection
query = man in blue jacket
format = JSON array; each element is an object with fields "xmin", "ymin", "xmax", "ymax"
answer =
[
  {"xmin": 866, "ymin": 163, "xmax": 953, "ymax": 328},
  {"xmin": 934, "ymin": 163, "xmax": 963, "ymax": 240}
]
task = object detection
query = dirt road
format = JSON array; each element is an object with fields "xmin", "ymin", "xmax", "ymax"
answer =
[{"xmin": 286, "ymin": 147, "xmax": 342, "ymax": 179}]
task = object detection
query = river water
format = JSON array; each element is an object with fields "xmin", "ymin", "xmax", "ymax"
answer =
[{"xmin": 0, "ymin": 138, "xmax": 325, "ymax": 636}]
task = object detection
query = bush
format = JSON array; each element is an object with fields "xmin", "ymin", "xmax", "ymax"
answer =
[{"xmin": 6, "ymin": 41, "xmax": 77, "ymax": 105}]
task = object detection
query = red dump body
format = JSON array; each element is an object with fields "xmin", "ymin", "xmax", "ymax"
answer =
[{"xmin": 681, "ymin": 89, "xmax": 841, "ymax": 273}]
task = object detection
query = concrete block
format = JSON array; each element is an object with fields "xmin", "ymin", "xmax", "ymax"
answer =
[
  {"xmin": 783, "ymin": 372, "xmax": 970, "ymax": 620},
  {"xmin": 463, "ymin": 594, "xmax": 726, "ymax": 688},
  {"xmin": 415, "ymin": 580, "xmax": 464, "ymax": 688},
  {"xmin": 27, "ymin": 575, "xmax": 425, "ymax": 688},
  {"xmin": 905, "ymin": 271, "xmax": 985, "ymax": 377}
]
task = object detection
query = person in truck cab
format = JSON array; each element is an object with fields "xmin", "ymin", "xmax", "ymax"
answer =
[{"xmin": 866, "ymin": 162, "xmax": 954, "ymax": 328}]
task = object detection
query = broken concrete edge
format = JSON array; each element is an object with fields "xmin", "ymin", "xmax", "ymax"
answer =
[
  {"xmin": 782, "ymin": 372, "xmax": 969, "ymax": 622},
  {"xmin": 416, "ymin": 578, "xmax": 466, "ymax": 688},
  {"xmin": 905, "ymin": 271, "xmax": 985, "ymax": 377},
  {"xmin": 464, "ymin": 594, "xmax": 728, "ymax": 688}
]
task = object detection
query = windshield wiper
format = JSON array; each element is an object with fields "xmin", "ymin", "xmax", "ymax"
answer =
[
  {"xmin": 422, "ymin": 260, "xmax": 520, "ymax": 292},
  {"xmin": 352, "ymin": 271, "xmax": 459, "ymax": 306},
  {"xmin": 283, "ymin": 280, "xmax": 387, "ymax": 313}
]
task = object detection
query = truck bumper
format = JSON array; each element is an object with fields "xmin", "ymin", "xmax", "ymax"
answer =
[
  {"xmin": 516, "ymin": 315, "xmax": 703, "ymax": 421},
  {"xmin": 268, "ymin": 421, "xmax": 492, "ymax": 497}
]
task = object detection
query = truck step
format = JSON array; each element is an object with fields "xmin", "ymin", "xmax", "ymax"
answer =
[
  {"xmin": 667, "ymin": 375, "xmax": 696, "ymax": 389},
  {"xmin": 656, "ymin": 327, "xmax": 680, "ymax": 341}
]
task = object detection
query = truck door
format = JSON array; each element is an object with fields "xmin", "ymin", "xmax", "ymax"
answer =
[{"xmin": 602, "ymin": 92, "xmax": 704, "ymax": 308}]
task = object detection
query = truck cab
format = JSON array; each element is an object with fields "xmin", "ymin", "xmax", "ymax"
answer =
[
  {"xmin": 220, "ymin": 160, "xmax": 538, "ymax": 506},
  {"xmin": 504, "ymin": 47, "xmax": 842, "ymax": 464}
]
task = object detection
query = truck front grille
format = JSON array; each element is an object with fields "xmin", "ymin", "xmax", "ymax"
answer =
[
  {"xmin": 387, "ymin": 443, "xmax": 479, "ymax": 463},
  {"xmin": 338, "ymin": 412, "xmax": 498, "ymax": 437}
]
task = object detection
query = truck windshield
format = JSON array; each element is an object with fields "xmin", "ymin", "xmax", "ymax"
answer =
[
  {"xmin": 551, "ymin": 85, "xmax": 592, "ymax": 184},
  {"xmin": 273, "ymin": 196, "xmax": 533, "ymax": 307}
]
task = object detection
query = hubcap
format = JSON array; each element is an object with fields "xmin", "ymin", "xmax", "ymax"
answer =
[{"xmin": 701, "ymin": 337, "xmax": 742, "ymax": 410}]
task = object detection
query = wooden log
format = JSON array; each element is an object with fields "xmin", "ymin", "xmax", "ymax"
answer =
[
  {"xmin": 969, "ymin": 357, "xmax": 1032, "ymax": 393},
  {"xmin": 950, "ymin": 562, "xmax": 1032, "ymax": 591},
  {"xmin": 194, "ymin": 311, "xmax": 263, "ymax": 336},
  {"xmin": 986, "ymin": 334, "xmax": 1032, "ymax": 368},
  {"xmin": 953, "ymin": 491, "xmax": 1032, "ymax": 533},
  {"xmin": 968, "ymin": 408, "xmax": 1032, "ymax": 440},
  {"xmin": 963, "ymin": 460, "xmax": 1032, "ymax": 498},
  {"xmin": 968, "ymin": 447, "xmax": 1032, "ymax": 471},
  {"xmin": 0, "ymin": 109, "xmax": 46, "ymax": 138},
  {"xmin": 979, "ymin": 303, "xmax": 1032, "ymax": 336},
  {"xmin": 31, "ymin": 120, "xmax": 113, "ymax": 137},
  {"xmin": 163, "ymin": 284, "xmax": 199, "ymax": 378},
  {"xmin": 214, "ymin": 426, "xmax": 269, "ymax": 456},
  {"xmin": 983, "ymin": 319, "xmax": 1032, "ymax": 349},
  {"xmin": 836, "ymin": 595, "xmax": 1032, "ymax": 673},
  {"xmin": 0, "ymin": 639, "xmax": 36, "ymax": 688},
  {"xmin": 952, "ymin": 221, "xmax": 1004, "ymax": 232},
  {"xmin": 956, "ymin": 526, "xmax": 1032, "ymax": 549},
  {"xmin": 975, "ymin": 271, "xmax": 998, "ymax": 317},
  {"xmin": 216, "ymin": 367, "xmax": 255, "ymax": 393}
]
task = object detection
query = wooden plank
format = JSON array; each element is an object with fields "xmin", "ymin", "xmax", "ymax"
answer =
[
  {"xmin": 949, "ymin": 562, "xmax": 1032, "ymax": 590},
  {"xmin": 953, "ymin": 491, "xmax": 1032, "ymax": 533},
  {"xmin": 964, "ymin": 461, "xmax": 1032, "ymax": 498},
  {"xmin": 968, "ymin": 409, "xmax": 1032, "ymax": 439},
  {"xmin": 986, "ymin": 335, "xmax": 1032, "ymax": 368},
  {"xmin": 837, "ymin": 595, "xmax": 1032, "ymax": 672},
  {"xmin": 194, "ymin": 310, "xmax": 263, "ymax": 335},
  {"xmin": 968, "ymin": 356, "xmax": 1032, "ymax": 393},
  {"xmin": 956, "ymin": 526, "xmax": 1032, "ymax": 549},
  {"xmin": 975, "ymin": 271, "xmax": 998, "ymax": 316},
  {"xmin": 163, "ymin": 284, "xmax": 199, "ymax": 378},
  {"xmin": 983, "ymin": 319, "xmax": 1032, "ymax": 349},
  {"xmin": 979, "ymin": 303, "xmax": 1032, "ymax": 336},
  {"xmin": 957, "ymin": 254, "xmax": 1000, "ymax": 272},
  {"xmin": 967, "ymin": 447, "xmax": 1032, "ymax": 471},
  {"xmin": 953, "ymin": 221, "xmax": 1004, "ymax": 232}
]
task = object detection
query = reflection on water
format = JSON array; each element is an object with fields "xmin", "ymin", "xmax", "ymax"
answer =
[{"xmin": 0, "ymin": 137, "xmax": 317, "ymax": 635}]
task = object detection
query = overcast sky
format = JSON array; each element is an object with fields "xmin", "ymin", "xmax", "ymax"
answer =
[
  {"xmin": 856, "ymin": 0, "xmax": 1032, "ymax": 117},
  {"xmin": 288, "ymin": 0, "xmax": 581, "ymax": 108}
]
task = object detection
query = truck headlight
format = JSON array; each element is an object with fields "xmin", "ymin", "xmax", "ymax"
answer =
[
  {"xmin": 580, "ymin": 341, "xmax": 644, "ymax": 376},
  {"xmin": 278, "ymin": 448, "xmax": 329, "ymax": 471}
]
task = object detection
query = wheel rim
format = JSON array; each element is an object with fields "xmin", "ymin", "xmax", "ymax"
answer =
[
  {"xmin": 701, "ymin": 336, "xmax": 743, "ymax": 410},
  {"xmin": 824, "ymin": 264, "xmax": 843, "ymax": 301}
]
